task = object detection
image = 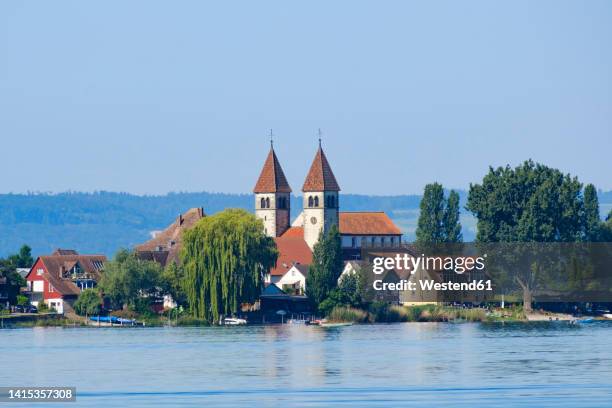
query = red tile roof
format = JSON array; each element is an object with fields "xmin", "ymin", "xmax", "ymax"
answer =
[
  {"xmin": 270, "ymin": 235, "xmax": 312, "ymax": 276},
  {"xmin": 135, "ymin": 207, "xmax": 205, "ymax": 266},
  {"xmin": 302, "ymin": 147, "xmax": 340, "ymax": 192},
  {"xmin": 339, "ymin": 212, "xmax": 402, "ymax": 235},
  {"xmin": 33, "ymin": 254, "xmax": 107, "ymax": 297},
  {"xmin": 253, "ymin": 148, "xmax": 292, "ymax": 193},
  {"xmin": 280, "ymin": 226, "xmax": 304, "ymax": 238}
]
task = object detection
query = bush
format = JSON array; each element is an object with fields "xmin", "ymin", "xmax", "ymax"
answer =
[
  {"xmin": 110, "ymin": 309, "xmax": 138, "ymax": 319},
  {"xmin": 73, "ymin": 289, "xmax": 101, "ymax": 316},
  {"xmin": 456, "ymin": 308, "xmax": 487, "ymax": 321},
  {"xmin": 16, "ymin": 295, "xmax": 29, "ymax": 306},
  {"xmin": 327, "ymin": 306, "xmax": 368, "ymax": 323}
]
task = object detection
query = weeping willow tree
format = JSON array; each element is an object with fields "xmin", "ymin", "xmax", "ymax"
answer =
[{"xmin": 181, "ymin": 209, "xmax": 278, "ymax": 323}]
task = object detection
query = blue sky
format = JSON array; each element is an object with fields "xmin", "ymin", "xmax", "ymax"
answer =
[{"xmin": 1, "ymin": 1, "xmax": 610, "ymax": 195}]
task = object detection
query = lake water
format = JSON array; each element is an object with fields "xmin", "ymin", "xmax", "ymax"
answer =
[{"xmin": 2, "ymin": 322, "xmax": 612, "ymax": 407}]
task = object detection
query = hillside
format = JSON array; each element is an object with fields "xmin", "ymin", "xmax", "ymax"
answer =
[{"xmin": 1, "ymin": 190, "xmax": 611, "ymax": 258}]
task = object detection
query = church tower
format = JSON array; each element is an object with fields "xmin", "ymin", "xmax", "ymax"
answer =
[
  {"xmin": 302, "ymin": 141, "xmax": 340, "ymax": 249},
  {"xmin": 254, "ymin": 141, "xmax": 292, "ymax": 237}
]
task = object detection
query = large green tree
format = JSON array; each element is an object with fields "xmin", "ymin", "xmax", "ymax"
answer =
[
  {"xmin": 416, "ymin": 183, "xmax": 445, "ymax": 244},
  {"xmin": 466, "ymin": 160, "xmax": 595, "ymax": 311},
  {"xmin": 161, "ymin": 262, "xmax": 187, "ymax": 308},
  {"xmin": 74, "ymin": 288, "xmax": 102, "ymax": 316},
  {"xmin": 416, "ymin": 183, "xmax": 462, "ymax": 244},
  {"xmin": 0, "ymin": 245, "xmax": 31, "ymax": 305},
  {"xmin": 99, "ymin": 249, "xmax": 163, "ymax": 311},
  {"xmin": 583, "ymin": 184, "xmax": 602, "ymax": 241},
  {"xmin": 444, "ymin": 190, "xmax": 463, "ymax": 243},
  {"xmin": 305, "ymin": 225, "xmax": 344, "ymax": 307},
  {"xmin": 181, "ymin": 209, "xmax": 277, "ymax": 323},
  {"xmin": 8, "ymin": 245, "xmax": 34, "ymax": 269}
]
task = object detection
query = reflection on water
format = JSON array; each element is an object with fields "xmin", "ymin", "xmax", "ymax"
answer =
[{"xmin": 2, "ymin": 322, "xmax": 612, "ymax": 407}]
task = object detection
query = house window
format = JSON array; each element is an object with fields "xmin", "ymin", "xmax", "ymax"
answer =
[
  {"xmin": 37, "ymin": 268, "xmax": 43, "ymax": 276},
  {"xmin": 49, "ymin": 284, "xmax": 54, "ymax": 293},
  {"xmin": 361, "ymin": 237, "xmax": 367, "ymax": 247},
  {"xmin": 351, "ymin": 237, "xmax": 356, "ymax": 248},
  {"xmin": 381, "ymin": 237, "xmax": 386, "ymax": 247},
  {"xmin": 391, "ymin": 237, "xmax": 395, "ymax": 246},
  {"xmin": 371, "ymin": 237, "xmax": 376, "ymax": 247}
]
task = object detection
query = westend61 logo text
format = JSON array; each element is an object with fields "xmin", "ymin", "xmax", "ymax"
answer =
[{"xmin": 372, "ymin": 254, "xmax": 487, "ymax": 275}]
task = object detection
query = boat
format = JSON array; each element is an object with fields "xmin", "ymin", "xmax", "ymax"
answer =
[
  {"xmin": 571, "ymin": 317, "xmax": 595, "ymax": 324},
  {"xmin": 603, "ymin": 314, "xmax": 612, "ymax": 320},
  {"xmin": 287, "ymin": 319, "xmax": 308, "ymax": 324},
  {"xmin": 89, "ymin": 316, "xmax": 140, "ymax": 325},
  {"xmin": 90, "ymin": 316, "xmax": 120, "ymax": 324},
  {"xmin": 319, "ymin": 321, "xmax": 353, "ymax": 328},
  {"xmin": 223, "ymin": 317, "xmax": 247, "ymax": 325}
]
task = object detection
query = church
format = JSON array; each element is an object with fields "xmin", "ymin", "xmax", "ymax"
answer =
[{"xmin": 254, "ymin": 141, "xmax": 402, "ymax": 293}]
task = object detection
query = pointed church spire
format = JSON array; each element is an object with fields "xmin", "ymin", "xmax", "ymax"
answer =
[
  {"xmin": 302, "ymin": 140, "xmax": 340, "ymax": 192},
  {"xmin": 253, "ymin": 139, "xmax": 292, "ymax": 193}
]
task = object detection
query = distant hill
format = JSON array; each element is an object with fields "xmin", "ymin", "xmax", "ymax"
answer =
[{"xmin": 1, "ymin": 190, "xmax": 610, "ymax": 258}]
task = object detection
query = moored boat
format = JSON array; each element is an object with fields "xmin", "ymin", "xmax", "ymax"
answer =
[
  {"xmin": 223, "ymin": 317, "xmax": 247, "ymax": 325},
  {"xmin": 319, "ymin": 321, "xmax": 353, "ymax": 328}
]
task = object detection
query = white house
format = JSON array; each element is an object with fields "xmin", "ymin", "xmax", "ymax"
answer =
[{"xmin": 274, "ymin": 264, "xmax": 308, "ymax": 295}]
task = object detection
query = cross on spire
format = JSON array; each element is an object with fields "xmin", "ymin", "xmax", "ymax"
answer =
[
  {"xmin": 318, "ymin": 128, "xmax": 322, "ymax": 148},
  {"xmin": 269, "ymin": 129, "xmax": 274, "ymax": 149}
]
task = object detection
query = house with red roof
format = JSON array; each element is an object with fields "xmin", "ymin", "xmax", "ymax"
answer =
[
  {"xmin": 134, "ymin": 207, "xmax": 205, "ymax": 267},
  {"xmin": 253, "ymin": 139, "xmax": 403, "ymax": 293},
  {"xmin": 25, "ymin": 249, "xmax": 106, "ymax": 314}
]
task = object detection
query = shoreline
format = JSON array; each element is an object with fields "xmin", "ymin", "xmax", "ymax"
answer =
[{"xmin": 3, "ymin": 311, "xmax": 610, "ymax": 329}]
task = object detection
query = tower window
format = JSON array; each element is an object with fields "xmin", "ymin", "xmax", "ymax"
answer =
[
  {"xmin": 308, "ymin": 196, "xmax": 314, "ymax": 208},
  {"xmin": 314, "ymin": 196, "xmax": 319, "ymax": 207},
  {"xmin": 265, "ymin": 197, "xmax": 270, "ymax": 208},
  {"xmin": 260, "ymin": 197, "xmax": 265, "ymax": 209}
]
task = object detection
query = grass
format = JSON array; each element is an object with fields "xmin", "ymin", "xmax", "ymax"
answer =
[
  {"xmin": 327, "ymin": 307, "xmax": 369, "ymax": 323},
  {"xmin": 325, "ymin": 304, "xmax": 499, "ymax": 323}
]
